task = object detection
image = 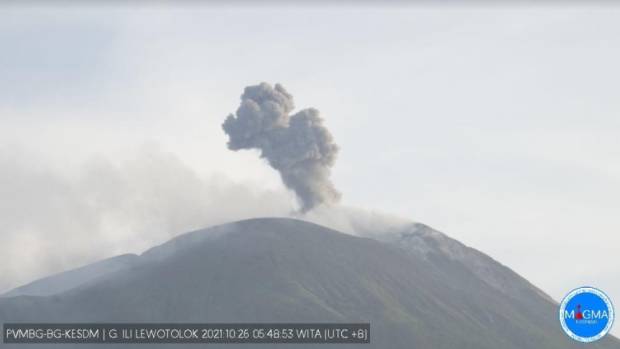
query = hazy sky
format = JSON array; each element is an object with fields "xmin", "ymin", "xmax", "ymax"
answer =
[{"xmin": 1, "ymin": 4, "xmax": 619, "ymax": 333}]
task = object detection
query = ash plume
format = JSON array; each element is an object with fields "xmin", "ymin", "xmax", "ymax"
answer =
[{"xmin": 222, "ymin": 82, "xmax": 340, "ymax": 212}]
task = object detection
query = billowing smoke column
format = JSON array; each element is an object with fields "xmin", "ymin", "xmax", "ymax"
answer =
[{"xmin": 222, "ymin": 82, "xmax": 340, "ymax": 212}]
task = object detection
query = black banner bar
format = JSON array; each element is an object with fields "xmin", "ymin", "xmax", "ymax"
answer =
[{"xmin": 3, "ymin": 323, "xmax": 370, "ymax": 344}]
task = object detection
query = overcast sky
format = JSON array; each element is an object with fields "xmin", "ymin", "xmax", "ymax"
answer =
[{"xmin": 1, "ymin": 4, "xmax": 619, "ymax": 333}]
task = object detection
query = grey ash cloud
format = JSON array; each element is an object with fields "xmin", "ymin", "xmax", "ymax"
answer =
[{"xmin": 222, "ymin": 83, "xmax": 340, "ymax": 212}]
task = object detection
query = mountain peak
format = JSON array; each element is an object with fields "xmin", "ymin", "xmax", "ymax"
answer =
[{"xmin": 1, "ymin": 217, "xmax": 617, "ymax": 349}]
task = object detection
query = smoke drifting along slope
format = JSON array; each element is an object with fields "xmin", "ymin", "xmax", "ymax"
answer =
[
  {"xmin": 0, "ymin": 146, "xmax": 292, "ymax": 294},
  {"xmin": 222, "ymin": 83, "xmax": 340, "ymax": 212}
]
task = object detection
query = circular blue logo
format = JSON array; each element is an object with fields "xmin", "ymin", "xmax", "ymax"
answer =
[{"xmin": 559, "ymin": 286, "xmax": 615, "ymax": 342}]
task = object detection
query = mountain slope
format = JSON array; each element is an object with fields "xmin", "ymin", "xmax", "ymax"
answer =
[
  {"xmin": 0, "ymin": 218, "xmax": 617, "ymax": 349},
  {"xmin": 1, "ymin": 254, "xmax": 139, "ymax": 298},
  {"xmin": 369, "ymin": 222, "xmax": 556, "ymax": 304}
]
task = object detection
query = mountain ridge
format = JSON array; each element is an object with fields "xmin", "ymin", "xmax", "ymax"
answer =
[{"xmin": 1, "ymin": 217, "xmax": 617, "ymax": 349}]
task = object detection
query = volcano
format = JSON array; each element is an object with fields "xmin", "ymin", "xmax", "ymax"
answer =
[{"xmin": 1, "ymin": 218, "xmax": 617, "ymax": 348}]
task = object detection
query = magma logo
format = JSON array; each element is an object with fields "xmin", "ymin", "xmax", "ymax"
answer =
[{"xmin": 559, "ymin": 287, "xmax": 615, "ymax": 343}]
